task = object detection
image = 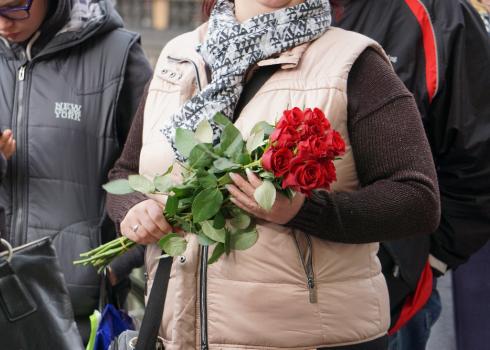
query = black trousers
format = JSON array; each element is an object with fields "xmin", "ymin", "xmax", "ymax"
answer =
[{"xmin": 318, "ymin": 335, "xmax": 388, "ymax": 350}]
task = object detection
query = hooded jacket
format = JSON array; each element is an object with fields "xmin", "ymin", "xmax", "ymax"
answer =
[
  {"xmin": 332, "ymin": 0, "xmax": 490, "ymax": 317},
  {"xmin": 0, "ymin": 0, "xmax": 152, "ymax": 321}
]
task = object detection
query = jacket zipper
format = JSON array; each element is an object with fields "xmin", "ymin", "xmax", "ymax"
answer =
[
  {"xmin": 10, "ymin": 63, "xmax": 28, "ymax": 246},
  {"xmin": 199, "ymin": 246, "xmax": 209, "ymax": 350},
  {"xmin": 293, "ymin": 231, "xmax": 317, "ymax": 304},
  {"xmin": 168, "ymin": 55, "xmax": 210, "ymax": 350}
]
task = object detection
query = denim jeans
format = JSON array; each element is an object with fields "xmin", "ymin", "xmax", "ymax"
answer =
[{"xmin": 388, "ymin": 279, "xmax": 442, "ymax": 350}]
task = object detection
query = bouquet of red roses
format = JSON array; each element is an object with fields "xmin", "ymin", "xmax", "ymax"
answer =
[
  {"xmin": 74, "ymin": 107, "xmax": 345, "ymax": 270},
  {"xmin": 262, "ymin": 107, "xmax": 345, "ymax": 196}
]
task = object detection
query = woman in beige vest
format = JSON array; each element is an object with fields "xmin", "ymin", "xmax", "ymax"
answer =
[{"xmin": 106, "ymin": 0, "xmax": 440, "ymax": 349}]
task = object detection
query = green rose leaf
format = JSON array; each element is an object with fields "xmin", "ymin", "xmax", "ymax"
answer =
[
  {"xmin": 198, "ymin": 173, "xmax": 218, "ymax": 188},
  {"xmin": 213, "ymin": 211, "xmax": 226, "ymax": 229},
  {"xmin": 192, "ymin": 188, "xmax": 223, "ymax": 223},
  {"xmin": 217, "ymin": 173, "xmax": 234, "ymax": 186},
  {"xmin": 230, "ymin": 229, "xmax": 258, "ymax": 251},
  {"xmin": 175, "ymin": 128, "xmax": 198, "ymax": 158},
  {"xmin": 213, "ymin": 112, "xmax": 232, "ymax": 127},
  {"xmin": 254, "ymin": 180, "xmax": 276, "ymax": 211},
  {"xmin": 195, "ymin": 120, "xmax": 214, "ymax": 143},
  {"xmin": 154, "ymin": 175, "xmax": 174, "ymax": 193},
  {"xmin": 224, "ymin": 230, "xmax": 231, "ymax": 254},
  {"xmin": 230, "ymin": 212, "xmax": 251, "ymax": 230},
  {"xmin": 171, "ymin": 184, "xmax": 195, "ymax": 198},
  {"xmin": 158, "ymin": 233, "xmax": 187, "ymax": 257},
  {"xmin": 208, "ymin": 243, "xmax": 225, "ymax": 264},
  {"xmin": 165, "ymin": 195, "xmax": 179, "ymax": 216},
  {"xmin": 201, "ymin": 221, "xmax": 226, "ymax": 243},
  {"xmin": 128, "ymin": 175, "xmax": 155, "ymax": 194},
  {"xmin": 102, "ymin": 179, "xmax": 134, "ymax": 195},
  {"xmin": 189, "ymin": 144, "xmax": 214, "ymax": 169},
  {"xmin": 213, "ymin": 158, "xmax": 240, "ymax": 172},
  {"xmin": 236, "ymin": 153, "xmax": 252, "ymax": 166},
  {"xmin": 246, "ymin": 129, "xmax": 265, "ymax": 153},
  {"xmin": 220, "ymin": 124, "xmax": 244, "ymax": 158},
  {"xmin": 197, "ymin": 232, "xmax": 216, "ymax": 246},
  {"xmin": 251, "ymin": 121, "xmax": 275, "ymax": 136}
]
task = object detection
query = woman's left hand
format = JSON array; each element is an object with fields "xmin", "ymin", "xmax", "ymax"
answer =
[{"xmin": 227, "ymin": 169, "xmax": 305, "ymax": 225}]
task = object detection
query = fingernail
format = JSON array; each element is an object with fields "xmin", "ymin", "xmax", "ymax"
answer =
[
  {"xmin": 225, "ymin": 185, "xmax": 232, "ymax": 191},
  {"xmin": 229, "ymin": 173, "xmax": 237, "ymax": 180},
  {"xmin": 245, "ymin": 168, "xmax": 253, "ymax": 177}
]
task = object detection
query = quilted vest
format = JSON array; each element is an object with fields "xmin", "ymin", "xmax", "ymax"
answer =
[{"xmin": 141, "ymin": 25, "xmax": 391, "ymax": 349}]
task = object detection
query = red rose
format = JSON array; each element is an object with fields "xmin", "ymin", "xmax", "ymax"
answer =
[
  {"xmin": 298, "ymin": 135, "xmax": 330, "ymax": 159},
  {"xmin": 325, "ymin": 130, "xmax": 346, "ymax": 158},
  {"xmin": 276, "ymin": 107, "xmax": 304, "ymax": 129},
  {"xmin": 301, "ymin": 108, "xmax": 331, "ymax": 138},
  {"xmin": 320, "ymin": 159, "xmax": 337, "ymax": 190},
  {"xmin": 270, "ymin": 124, "xmax": 301, "ymax": 148},
  {"xmin": 281, "ymin": 158, "xmax": 325, "ymax": 196},
  {"xmin": 331, "ymin": 130, "xmax": 346, "ymax": 156},
  {"xmin": 261, "ymin": 147, "xmax": 294, "ymax": 177}
]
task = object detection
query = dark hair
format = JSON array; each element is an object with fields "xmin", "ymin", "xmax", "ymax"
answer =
[{"xmin": 202, "ymin": 0, "xmax": 216, "ymax": 18}]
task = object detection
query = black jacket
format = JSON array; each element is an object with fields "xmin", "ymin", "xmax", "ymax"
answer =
[
  {"xmin": 0, "ymin": 0, "xmax": 152, "ymax": 320},
  {"xmin": 334, "ymin": 0, "xmax": 490, "ymax": 314}
]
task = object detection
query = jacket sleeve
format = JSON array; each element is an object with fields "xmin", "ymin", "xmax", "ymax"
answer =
[
  {"xmin": 428, "ymin": 0, "xmax": 490, "ymax": 268},
  {"xmin": 115, "ymin": 39, "xmax": 153, "ymax": 146}
]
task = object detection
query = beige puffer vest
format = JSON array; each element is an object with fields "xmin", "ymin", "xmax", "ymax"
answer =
[{"xmin": 140, "ymin": 25, "xmax": 391, "ymax": 350}]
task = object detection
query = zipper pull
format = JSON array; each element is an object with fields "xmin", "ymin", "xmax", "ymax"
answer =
[
  {"xmin": 18, "ymin": 65, "xmax": 26, "ymax": 81},
  {"xmin": 307, "ymin": 277, "xmax": 317, "ymax": 304}
]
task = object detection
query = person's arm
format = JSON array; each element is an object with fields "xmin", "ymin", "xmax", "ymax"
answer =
[
  {"xmin": 287, "ymin": 48, "xmax": 440, "ymax": 243},
  {"xmin": 107, "ymin": 81, "xmax": 150, "ymax": 283},
  {"xmin": 427, "ymin": 1, "xmax": 490, "ymax": 269},
  {"xmin": 107, "ymin": 86, "xmax": 149, "ymax": 235}
]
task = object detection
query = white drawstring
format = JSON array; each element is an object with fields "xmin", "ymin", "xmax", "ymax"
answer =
[{"xmin": 26, "ymin": 30, "xmax": 41, "ymax": 61}]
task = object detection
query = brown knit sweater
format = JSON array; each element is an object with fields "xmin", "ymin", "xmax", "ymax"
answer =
[{"xmin": 106, "ymin": 48, "xmax": 440, "ymax": 245}]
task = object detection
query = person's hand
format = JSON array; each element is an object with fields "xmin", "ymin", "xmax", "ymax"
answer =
[
  {"xmin": 120, "ymin": 199, "xmax": 173, "ymax": 245},
  {"xmin": 226, "ymin": 169, "xmax": 305, "ymax": 225},
  {"xmin": 0, "ymin": 129, "xmax": 16, "ymax": 160}
]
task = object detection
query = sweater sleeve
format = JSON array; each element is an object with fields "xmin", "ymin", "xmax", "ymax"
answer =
[
  {"xmin": 106, "ymin": 84, "xmax": 150, "ymax": 234},
  {"xmin": 287, "ymin": 48, "xmax": 440, "ymax": 243}
]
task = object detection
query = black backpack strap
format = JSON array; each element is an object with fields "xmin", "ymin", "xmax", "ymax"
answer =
[
  {"xmin": 135, "ymin": 258, "xmax": 172, "ymax": 350},
  {"xmin": 233, "ymin": 64, "xmax": 280, "ymax": 121}
]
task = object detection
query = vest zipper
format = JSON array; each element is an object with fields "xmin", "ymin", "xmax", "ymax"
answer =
[
  {"xmin": 199, "ymin": 245, "xmax": 209, "ymax": 350},
  {"xmin": 169, "ymin": 54, "xmax": 210, "ymax": 349},
  {"xmin": 293, "ymin": 231, "xmax": 317, "ymax": 304},
  {"xmin": 11, "ymin": 63, "xmax": 28, "ymax": 246}
]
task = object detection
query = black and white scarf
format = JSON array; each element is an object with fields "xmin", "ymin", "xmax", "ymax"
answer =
[{"xmin": 162, "ymin": 0, "xmax": 332, "ymax": 159}]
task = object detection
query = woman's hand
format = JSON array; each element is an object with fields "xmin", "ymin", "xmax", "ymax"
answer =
[
  {"xmin": 227, "ymin": 169, "xmax": 305, "ymax": 225},
  {"xmin": 0, "ymin": 129, "xmax": 16, "ymax": 160},
  {"xmin": 120, "ymin": 199, "xmax": 173, "ymax": 245}
]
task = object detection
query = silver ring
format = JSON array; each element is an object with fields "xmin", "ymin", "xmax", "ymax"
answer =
[
  {"xmin": 0, "ymin": 238, "xmax": 13, "ymax": 263},
  {"xmin": 132, "ymin": 224, "xmax": 140, "ymax": 233}
]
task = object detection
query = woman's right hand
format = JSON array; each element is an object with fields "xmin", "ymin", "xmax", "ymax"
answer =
[
  {"xmin": 120, "ymin": 199, "xmax": 173, "ymax": 245},
  {"xmin": 0, "ymin": 129, "xmax": 16, "ymax": 160}
]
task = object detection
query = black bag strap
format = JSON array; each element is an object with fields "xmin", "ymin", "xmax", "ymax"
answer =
[
  {"xmin": 233, "ymin": 64, "xmax": 280, "ymax": 121},
  {"xmin": 135, "ymin": 258, "xmax": 172, "ymax": 350}
]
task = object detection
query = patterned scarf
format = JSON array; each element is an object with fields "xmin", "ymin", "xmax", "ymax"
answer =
[{"xmin": 162, "ymin": 0, "xmax": 332, "ymax": 159}]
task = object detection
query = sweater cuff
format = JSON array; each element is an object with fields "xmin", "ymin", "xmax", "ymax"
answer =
[{"xmin": 286, "ymin": 192, "xmax": 336, "ymax": 236}]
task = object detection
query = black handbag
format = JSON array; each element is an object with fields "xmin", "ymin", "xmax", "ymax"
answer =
[
  {"xmin": 0, "ymin": 237, "xmax": 84, "ymax": 350},
  {"xmin": 109, "ymin": 258, "xmax": 170, "ymax": 350}
]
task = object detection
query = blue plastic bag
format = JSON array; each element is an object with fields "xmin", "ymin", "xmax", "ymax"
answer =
[{"xmin": 93, "ymin": 304, "xmax": 134, "ymax": 350}]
